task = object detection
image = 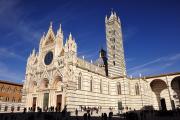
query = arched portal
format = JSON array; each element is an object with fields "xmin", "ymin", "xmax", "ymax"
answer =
[
  {"xmin": 40, "ymin": 78, "xmax": 49, "ymax": 111},
  {"xmin": 53, "ymin": 76, "xmax": 63, "ymax": 111},
  {"xmin": 53, "ymin": 76, "xmax": 62, "ymax": 90},
  {"xmin": 171, "ymin": 76, "xmax": 180, "ymax": 108},
  {"xmin": 30, "ymin": 81, "xmax": 37, "ymax": 111},
  {"xmin": 150, "ymin": 79, "xmax": 168, "ymax": 110}
]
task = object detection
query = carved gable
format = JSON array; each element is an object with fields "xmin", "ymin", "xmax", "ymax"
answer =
[{"xmin": 45, "ymin": 35, "xmax": 54, "ymax": 45}]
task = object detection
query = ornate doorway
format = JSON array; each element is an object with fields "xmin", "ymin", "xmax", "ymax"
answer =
[
  {"xmin": 57, "ymin": 95, "xmax": 62, "ymax": 111},
  {"xmin": 43, "ymin": 93, "xmax": 49, "ymax": 111}
]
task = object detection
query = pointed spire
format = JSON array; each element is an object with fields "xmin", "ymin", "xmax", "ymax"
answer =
[
  {"xmin": 58, "ymin": 24, "xmax": 62, "ymax": 33},
  {"xmin": 113, "ymin": 11, "xmax": 117, "ymax": 17},
  {"xmin": 69, "ymin": 32, "xmax": 73, "ymax": 40},
  {"xmin": 118, "ymin": 16, "xmax": 120, "ymax": 23},
  {"xmin": 41, "ymin": 32, "xmax": 45, "ymax": 40},
  {"xmin": 49, "ymin": 21, "xmax": 53, "ymax": 29},
  {"xmin": 47, "ymin": 21, "xmax": 53, "ymax": 34},
  {"xmin": 105, "ymin": 15, "xmax": 108, "ymax": 22},
  {"xmin": 32, "ymin": 48, "xmax": 35, "ymax": 56},
  {"xmin": 46, "ymin": 21, "xmax": 55, "ymax": 39},
  {"xmin": 111, "ymin": 8, "xmax": 114, "ymax": 14},
  {"xmin": 57, "ymin": 23, "xmax": 63, "ymax": 37},
  {"xmin": 109, "ymin": 10, "xmax": 114, "ymax": 20},
  {"xmin": 43, "ymin": 32, "xmax": 45, "ymax": 37}
]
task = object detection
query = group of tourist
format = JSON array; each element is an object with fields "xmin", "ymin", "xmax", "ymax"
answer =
[
  {"xmin": 78, "ymin": 110, "xmax": 113, "ymax": 120},
  {"xmin": 23, "ymin": 105, "xmax": 67, "ymax": 114},
  {"xmin": 79, "ymin": 106, "xmax": 102, "ymax": 112},
  {"xmin": 24, "ymin": 106, "xmax": 62, "ymax": 112}
]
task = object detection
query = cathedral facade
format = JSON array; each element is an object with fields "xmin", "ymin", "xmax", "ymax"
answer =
[{"xmin": 22, "ymin": 12, "xmax": 180, "ymax": 113}]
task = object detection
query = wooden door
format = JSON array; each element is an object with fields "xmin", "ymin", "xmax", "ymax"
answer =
[
  {"xmin": 32, "ymin": 97, "xmax": 37, "ymax": 112},
  {"xmin": 56, "ymin": 95, "xmax": 62, "ymax": 111}
]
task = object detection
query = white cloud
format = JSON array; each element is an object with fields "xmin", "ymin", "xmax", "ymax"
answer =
[
  {"xmin": 128, "ymin": 53, "xmax": 180, "ymax": 76},
  {"xmin": 0, "ymin": 48, "xmax": 25, "ymax": 61},
  {"xmin": 128, "ymin": 58, "xmax": 162, "ymax": 71}
]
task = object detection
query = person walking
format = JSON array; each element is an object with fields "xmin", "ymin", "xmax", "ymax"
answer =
[{"xmin": 75, "ymin": 108, "xmax": 78, "ymax": 116}]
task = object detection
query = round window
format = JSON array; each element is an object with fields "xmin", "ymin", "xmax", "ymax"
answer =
[{"xmin": 44, "ymin": 51, "xmax": 53, "ymax": 65}]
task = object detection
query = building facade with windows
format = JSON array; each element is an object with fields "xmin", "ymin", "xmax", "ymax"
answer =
[
  {"xmin": 22, "ymin": 11, "xmax": 180, "ymax": 113},
  {"xmin": 0, "ymin": 80, "xmax": 23, "ymax": 112}
]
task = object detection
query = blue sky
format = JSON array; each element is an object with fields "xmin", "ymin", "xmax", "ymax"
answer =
[{"xmin": 0, "ymin": 0, "xmax": 180, "ymax": 83}]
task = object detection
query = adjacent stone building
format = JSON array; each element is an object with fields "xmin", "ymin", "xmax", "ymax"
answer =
[
  {"xmin": 22, "ymin": 11, "xmax": 180, "ymax": 113},
  {"xmin": 0, "ymin": 80, "xmax": 23, "ymax": 112}
]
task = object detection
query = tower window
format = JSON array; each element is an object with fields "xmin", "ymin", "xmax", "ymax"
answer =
[
  {"xmin": 112, "ymin": 30, "xmax": 115, "ymax": 35},
  {"xmin": 110, "ymin": 38, "xmax": 115, "ymax": 43},
  {"xmin": 90, "ymin": 77, "xmax": 93, "ymax": 92},
  {"xmin": 113, "ymin": 61, "xmax": 115, "ymax": 66},
  {"xmin": 109, "ymin": 30, "xmax": 115, "ymax": 35},
  {"xmin": 113, "ymin": 46, "xmax": 115, "ymax": 50},
  {"xmin": 111, "ymin": 45, "xmax": 115, "ymax": 50},
  {"xmin": 117, "ymin": 82, "xmax": 121, "ymax": 95}
]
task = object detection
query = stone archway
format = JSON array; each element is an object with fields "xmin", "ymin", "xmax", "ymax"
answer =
[
  {"xmin": 53, "ymin": 76, "xmax": 62, "ymax": 90},
  {"xmin": 171, "ymin": 76, "xmax": 180, "ymax": 108},
  {"xmin": 39, "ymin": 78, "xmax": 49, "ymax": 111},
  {"xmin": 150, "ymin": 79, "xmax": 168, "ymax": 110},
  {"xmin": 52, "ymin": 75, "xmax": 63, "ymax": 111}
]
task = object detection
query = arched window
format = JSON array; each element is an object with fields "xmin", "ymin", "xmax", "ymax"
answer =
[
  {"xmin": 7, "ymin": 87, "xmax": 11, "ymax": 93},
  {"xmin": 100, "ymin": 79, "xmax": 102, "ymax": 93},
  {"xmin": 90, "ymin": 77, "xmax": 93, "ymax": 92},
  {"xmin": 117, "ymin": 82, "xmax": 121, "ymax": 95},
  {"xmin": 135, "ymin": 83, "xmax": 140, "ymax": 95},
  {"xmin": 12, "ymin": 97, "xmax": 15, "ymax": 102},
  {"xmin": 78, "ymin": 73, "xmax": 82, "ymax": 90},
  {"xmin": 5, "ymin": 97, "xmax": 9, "ymax": 102},
  {"xmin": 108, "ymin": 82, "xmax": 110, "ymax": 94}
]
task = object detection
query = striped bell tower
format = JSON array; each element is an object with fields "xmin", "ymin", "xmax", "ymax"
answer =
[{"xmin": 105, "ymin": 11, "xmax": 126, "ymax": 77}]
